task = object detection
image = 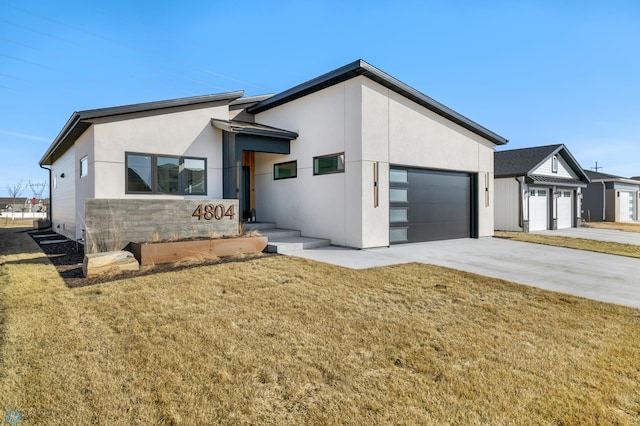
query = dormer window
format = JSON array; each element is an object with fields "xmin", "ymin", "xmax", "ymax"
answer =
[{"xmin": 552, "ymin": 155, "xmax": 558, "ymax": 173}]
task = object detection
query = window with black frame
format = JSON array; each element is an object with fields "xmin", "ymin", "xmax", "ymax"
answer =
[
  {"xmin": 313, "ymin": 153, "xmax": 344, "ymax": 175},
  {"xmin": 274, "ymin": 160, "xmax": 297, "ymax": 180},
  {"xmin": 125, "ymin": 152, "xmax": 206, "ymax": 194}
]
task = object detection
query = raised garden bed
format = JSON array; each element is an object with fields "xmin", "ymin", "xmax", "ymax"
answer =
[{"xmin": 131, "ymin": 236, "xmax": 268, "ymax": 266}]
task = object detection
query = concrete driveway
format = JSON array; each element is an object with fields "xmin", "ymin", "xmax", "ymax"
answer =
[
  {"xmin": 290, "ymin": 237, "xmax": 640, "ymax": 309},
  {"xmin": 533, "ymin": 227, "xmax": 640, "ymax": 245}
]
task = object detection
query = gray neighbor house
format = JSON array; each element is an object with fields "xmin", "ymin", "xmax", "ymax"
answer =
[{"xmin": 582, "ymin": 170, "xmax": 640, "ymax": 222}]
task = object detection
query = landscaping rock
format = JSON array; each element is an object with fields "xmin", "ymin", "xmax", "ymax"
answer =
[{"xmin": 83, "ymin": 250, "xmax": 139, "ymax": 278}]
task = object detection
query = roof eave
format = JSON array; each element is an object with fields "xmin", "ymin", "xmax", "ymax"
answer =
[
  {"xmin": 39, "ymin": 91, "xmax": 245, "ymax": 166},
  {"xmin": 211, "ymin": 119, "xmax": 298, "ymax": 140},
  {"xmin": 248, "ymin": 60, "xmax": 508, "ymax": 146}
]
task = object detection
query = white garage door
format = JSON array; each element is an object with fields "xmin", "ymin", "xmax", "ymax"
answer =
[
  {"xmin": 557, "ymin": 190, "xmax": 573, "ymax": 229},
  {"xmin": 529, "ymin": 189, "xmax": 548, "ymax": 231},
  {"xmin": 619, "ymin": 191, "xmax": 635, "ymax": 222}
]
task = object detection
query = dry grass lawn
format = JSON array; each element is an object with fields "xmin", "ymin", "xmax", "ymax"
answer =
[
  {"xmin": 583, "ymin": 221, "xmax": 640, "ymax": 233},
  {"xmin": 1, "ymin": 226, "xmax": 639, "ymax": 425},
  {"xmin": 494, "ymin": 231, "xmax": 640, "ymax": 258},
  {"xmin": 1, "ymin": 218, "xmax": 37, "ymax": 228}
]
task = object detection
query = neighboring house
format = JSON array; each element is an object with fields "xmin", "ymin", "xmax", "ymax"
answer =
[
  {"xmin": 39, "ymin": 59, "xmax": 508, "ymax": 252},
  {"xmin": 582, "ymin": 170, "xmax": 640, "ymax": 222},
  {"xmin": 494, "ymin": 144, "xmax": 589, "ymax": 232},
  {"xmin": 0, "ymin": 197, "xmax": 48, "ymax": 214}
]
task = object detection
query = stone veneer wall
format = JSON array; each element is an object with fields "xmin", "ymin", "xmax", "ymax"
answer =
[{"xmin": 85, "ymin": 199, "xmax": 239, "ymax": 254}]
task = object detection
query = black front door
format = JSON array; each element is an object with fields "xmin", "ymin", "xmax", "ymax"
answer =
[{"xmin": 241, "ymin": 166, "xmax": 251, "ymax": 220}]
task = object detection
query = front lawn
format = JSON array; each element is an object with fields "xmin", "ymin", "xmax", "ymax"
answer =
[
  {"xmin": 494, "ymin": 231, "xmax": 640, "ymax": 258},
  {"xmin": 1, "ymin": 227, "xmax": 639, "ymax": 424},
  {"xmin": 583, "ymin": 221, "xmax": 640, "ymax": 233}
]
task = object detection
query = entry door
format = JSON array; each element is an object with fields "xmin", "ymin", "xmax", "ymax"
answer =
[
  {"xmin": 529, "ymin": 189, "xmax": 548, "ymax": 231},
  {"xmin": 557, "ymin": 190, "xmax": 573, "ymax": 229},
  {"xmin": 241, "ymin": 166, "xmax": 251, "ymax": 220}
]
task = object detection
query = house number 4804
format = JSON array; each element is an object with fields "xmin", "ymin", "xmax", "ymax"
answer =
[{"xmin": 192, "ymin": 204, "xmax": 236, "ymax": 220}]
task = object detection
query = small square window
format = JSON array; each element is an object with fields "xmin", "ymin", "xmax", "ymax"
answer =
[
  {"xmin": 274, "ymin": 161, "xmax": 297, "ymax": 180},
  {"xmin": 390, "ymin": 188, "xmax": 408, "ymax": 203},
  {"xmin": 80, "ymin": 156, "xmax": 88, "ymax": 178},
  {"xmin": 389, "ymin": 169, "xmax": 408, "ymax": 183},
  {"xmin": 390, "ymin": 227, "xmax": 408, "ymax": 243},
  {"xmin": 313, "ymin": 153, "xmax": 344, "ymax": 175}
]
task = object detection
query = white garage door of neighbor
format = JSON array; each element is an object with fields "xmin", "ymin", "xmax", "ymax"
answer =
[
  {"xmin": 619, "ymin": 191, "xmax": 636, "ymax": 222},
  {"xmin": 557, "ymin": 190, "xmax": 573, "ymax": 229},
  {"xmin": 529, "ymin": 189, "xmax": 548, "ymax": 231}
]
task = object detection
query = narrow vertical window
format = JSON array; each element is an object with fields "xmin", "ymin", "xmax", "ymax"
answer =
[
  {"xmin": 183, "ymin": 158, "xmax": 206, "ymax": 194},
  {"xmin": 126, "ymin": 153, "xmax": 153, "ymax": 193},
  {"xmin": 157, "ymin": 156, "xmax": 180, "ymax": 193},
  {"xmin": 552, "ymin": 155, "xmax": 558, "ymax": 173},
  {"xmin": 80, "ymin": 156, "xmax": 88, "ymax": 178}
]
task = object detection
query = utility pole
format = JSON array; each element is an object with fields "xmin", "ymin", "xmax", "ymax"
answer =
[
  {"xmin": 591, "ymin": 161, "xmax": 603, "ymax": 172},
  {"xmin": 28, "ymin": 181, "xmax": 47, "ymax": 200},
  {"xmin": 28, "ymin": 181, "xmax": 47, "ymax": 214}
]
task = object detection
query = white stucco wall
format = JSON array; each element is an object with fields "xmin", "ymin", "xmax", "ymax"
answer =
[
  {"xmin": 50, "ymin": 142, "xmax": 77, "ymax": 239},
  {"xmin": 92, "ymin": 104, "xmax": 229, "ymax": 200},
  {"xmin": 253, "ymin": 80, "xmax": 361, "ymax": 246},
  {"xmin": 369, "ymin": 78, "xmax": 497, "ymax": 239},
  {"xmin": 255, "ymin": 76, "xmax": 498, "ymax": 247}
]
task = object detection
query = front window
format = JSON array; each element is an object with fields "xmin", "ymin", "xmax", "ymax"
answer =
[
  {"xmin": 313, "ymin": 152, "xmax": 345, "ymax": 175},
  {"xmin": 157, "ymin": 156, "xmax": 180, "ymax": 193},
  {"xmin": 183, "ymin": 158, "xmax": 206, "ymax": 194},
  {"xmin": 274, "ymin": 161, "xmax": 297, "ymax": 180},
  {"xmin": 126, "ymin": 154, "xmax": 153, "ymax": 192},
  {"xmin": 126, "ymin": 152, "xmax": 206, "ymax": 194}
]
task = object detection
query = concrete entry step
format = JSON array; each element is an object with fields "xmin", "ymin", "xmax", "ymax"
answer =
[
  {"xmin": 242, "ymin": 222, "xmax": 277, "ymax": 232},
  {"xmin": 266, "ymin": 236, "xmax": 332, "ymax": 254},
  {"xmin": 242, "ymin": 222, "xmax": 331, "ymax": 254}
]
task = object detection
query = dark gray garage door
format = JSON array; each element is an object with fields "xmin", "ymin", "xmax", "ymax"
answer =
[{"xmin": 389, "ymin": 167, "xmax": 476, "ymax": 243}]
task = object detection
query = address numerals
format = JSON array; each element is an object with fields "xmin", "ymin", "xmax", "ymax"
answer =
[{"xmin": 192, "ymin": 204, "xmax": 236, "ymax": 221}]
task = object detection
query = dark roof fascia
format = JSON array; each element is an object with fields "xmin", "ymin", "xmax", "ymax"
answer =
[
  {"xmin": 229, "ymin": 94, "xmax": 274, "ymax": 108},
  {"xmin": 40, "ymin": 91, "xmax": 244, "ymax": 166},
  {"xmin": 247, "ymin": 60, "xmax": 508, "ymax": 146},
  {"xmin": 211, "ymin": 119, "xmax": 298, "ymax": 140},
  {"xmin": 527, "ymin": 175, "xmax": 588, "ymax": 188},
  {"xmin": 78, "ymin": 91, "xmax": 244, "ymax": 120},
  {"xmin": 584, "ymin": 170, "xmax": 640, "ymax": 185}
]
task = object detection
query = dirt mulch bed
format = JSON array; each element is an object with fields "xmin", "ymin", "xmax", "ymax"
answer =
[{"xmin": 29, "ymin": 229, "xmax": 274, "ymax": 288}]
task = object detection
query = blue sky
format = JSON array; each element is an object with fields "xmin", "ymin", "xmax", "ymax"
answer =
[{"xmin": 1, "ymin": 0, "xmax": 639, "ymax": 198}]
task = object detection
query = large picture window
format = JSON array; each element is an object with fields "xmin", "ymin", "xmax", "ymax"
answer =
[
  {"xmin": 313, "ymin": 152, "xmax": 345, "ymax": 175},
  {"xmin": 274, "ymin": 161, "xmax": 297, "ymax": 180},
  {"xmin": 126, "ymin": 152, "xmax": 206, "ymax": 194}
]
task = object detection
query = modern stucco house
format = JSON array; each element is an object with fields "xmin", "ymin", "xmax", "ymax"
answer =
[
  {"xmin": 39, "ymin": 59, "xmax": 508, "ymax": 252},
  {"xmin": 494, "ymin": 144, "xmax": 589, "ymax": 232},
  {"xmin": 582, "ymin": 170, "xmax": 640, "ymax": 222}
]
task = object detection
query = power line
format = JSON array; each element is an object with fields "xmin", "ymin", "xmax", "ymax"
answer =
[
  {"xmin": 0, "ymin": 20, "xmax": 232, "ymax": 93},
  {"xmin": 0, "ymin": 1, "xmax": 269, "ymax": 91}
]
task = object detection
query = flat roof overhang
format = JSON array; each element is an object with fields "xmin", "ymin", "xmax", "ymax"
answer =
[{"xmin": 211, "ymin": 119, "xmax": 298, "ymax": 140}]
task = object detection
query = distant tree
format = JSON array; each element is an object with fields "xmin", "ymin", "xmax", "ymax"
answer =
[{"xmin": 6, "ymin": 181, "xmax": 25, "ymax": 223}]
